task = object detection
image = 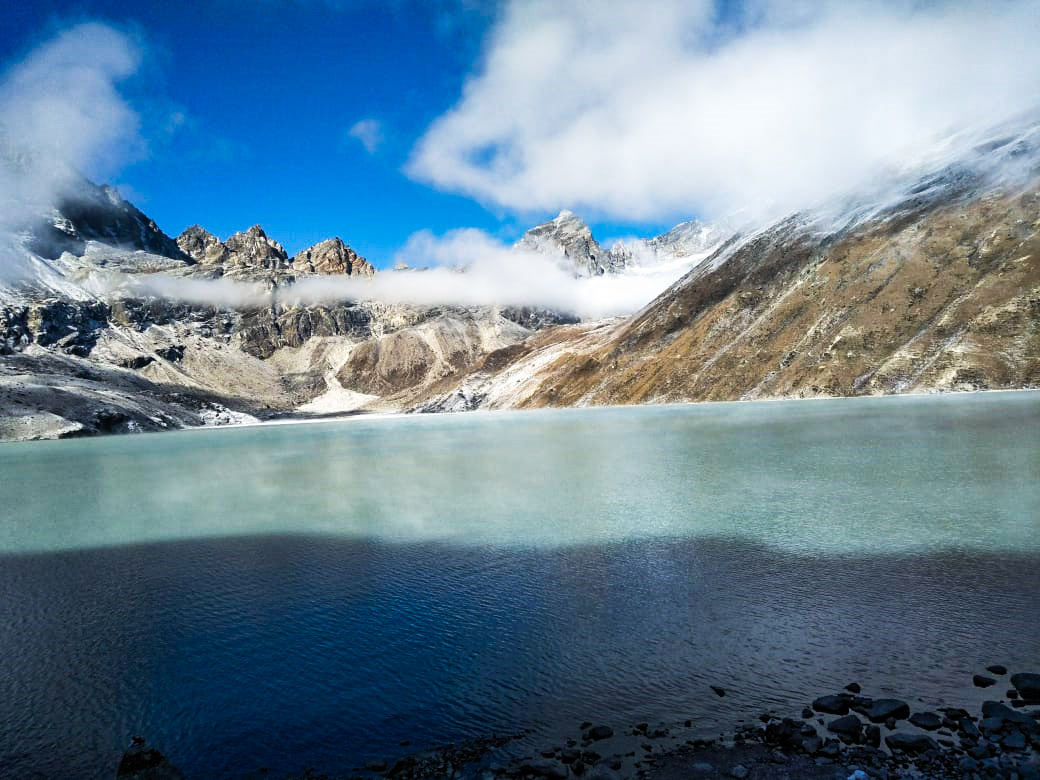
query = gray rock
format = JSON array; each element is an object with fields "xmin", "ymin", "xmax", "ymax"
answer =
[
  {"xmin": 1010, "ymin": 672, "xmax": 1040, "ymax": 699},
  {"xmin": 813, "ymin": 695, "xmax": 850, "ymax": 715},
  {"xmin": 586, "ymin": 725, "xmax": 613, "ymax": 741},
  {"xmin": 885, "ymin": 732, "xmax": 939, "ymax": 754},
  {"xmin": 864, "ymin": 724, "xmax": 881, "ymax": 748},
  {"xmin": 729, "ymin": 765, "xmax": 749, "ymax": 779},
  {"xmin": 865, "ymin": 699, "xmax": 909, "ymax": 723},
  {"xmin": 559, "ymin": 748, "xmax": 581, "ymax": 764},
  {"xmin": 986, "ymin": 664, "xmax": 1008, "ymax": 675},
  {"xmin": 1003, "ymin": 730, "xmax": 1027, "ymax": 750},
  {"xmin": 827, "ymin": 714, "xmax": 863, "ymax": 736},
  {"xmin": 291, "ymin": 237, "xmax": 375, "ymax": 277},
  {"xmin": 973, "ymin": 674, "xmax": 997, "ymax": 688},
  {"xmin": 908, "ymin": 711, "xmax": 942, "ymax": 731}
]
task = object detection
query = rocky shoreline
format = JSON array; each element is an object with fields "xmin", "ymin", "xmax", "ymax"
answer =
[{"xmin": 118, "ymin": 668, "xmax": 1039, "ymax": 780}]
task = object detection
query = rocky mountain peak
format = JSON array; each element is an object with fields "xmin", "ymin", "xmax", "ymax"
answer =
[
  {"xmin": 177, "ymin": 225, "xmax": 228, "ymax": 266},
  {"xmin": 517, "ymin": 210, "xmax": 618, "ymax": 277},
  {"xmin": 224, "ymin": 225, "xmax": 289, "ymax": 270},
  {"xmin": 27, "ymin": 179, "xmax": 188, "ymax": 262},
  {"xmin": 648, "ymin": 220, "xmax": 729, "ymax": 257},
  {"xmin": 291, "ymin": 238, "xmax": 375, "ymax": 277}
]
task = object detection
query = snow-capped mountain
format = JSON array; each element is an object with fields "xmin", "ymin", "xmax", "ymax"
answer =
[{"xmin": 516, "ymin": 209, "xmax": 730, "ymax": 278}]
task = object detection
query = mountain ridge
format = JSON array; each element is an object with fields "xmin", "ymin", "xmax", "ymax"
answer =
[{"xmin": 1, "ymin": 120, "xmax": 1038, "ymax": 440}]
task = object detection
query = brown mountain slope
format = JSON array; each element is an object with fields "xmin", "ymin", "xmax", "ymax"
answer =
[{"xmin": 479, "ymin": 184, "xmax": 1039, "ymax": 408}]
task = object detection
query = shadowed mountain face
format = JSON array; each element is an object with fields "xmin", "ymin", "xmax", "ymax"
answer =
[{"xmin": 29, "ymin": 183, "xmax": 189, "ymax": 262}]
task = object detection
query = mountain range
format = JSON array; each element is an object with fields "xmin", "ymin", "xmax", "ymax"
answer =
[{"xmin": 1, "ymin": 118, "xmax": 1038, "ymax": 440}]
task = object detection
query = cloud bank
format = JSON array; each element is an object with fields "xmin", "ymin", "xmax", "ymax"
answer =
[
  {"xmin": 104, "ymin": 227, "xmax": 710, "ymax": 320},
  {"xmin": 409, "ymin": 0, "xmax": 1040, "ymax": 223}
]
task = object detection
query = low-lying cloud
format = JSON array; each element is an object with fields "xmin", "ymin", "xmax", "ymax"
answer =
[
  {"xmin": 101, "ymin": 227, "xmax": 712, "ymax": 320},
  {"xmin": 409, "ymin": 0, "xmax": 1040, "ymax": 223}
]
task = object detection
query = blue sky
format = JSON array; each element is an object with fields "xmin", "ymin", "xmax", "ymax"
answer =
[
  {"xmin": 2, "ymin": 1, "xmax": 1038, "ymax": 271},
  {"xmin": 1, "ymin": 0, "xmax": 595, "ymax": 265}
]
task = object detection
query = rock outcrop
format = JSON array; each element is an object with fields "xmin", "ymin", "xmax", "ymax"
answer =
[
  {"xmin": 176, "ymin": 226, "xmax": 229, "ymax": 266},
  {"xmin": 31, "ymin": 182, "xmax": 189, "ymax": 262},
  {"xmin": 291, "ymin": 237, "xmax": 375, "ymax": 276},
  {"xmin": 517, "ymin": 210, "xmax": 624, "ymax": 277}
]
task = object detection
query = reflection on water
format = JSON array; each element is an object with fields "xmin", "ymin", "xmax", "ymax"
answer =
[{"xmin": 0, "ymin": 392, "xmax": 1037, "ymax": 779}]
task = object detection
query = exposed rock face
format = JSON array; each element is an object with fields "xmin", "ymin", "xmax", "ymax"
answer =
[
  {"xmin": 517, "ymin": 210, "xmax": 729, "ymax": 277},
  {"xmin": 176, "ymin": 226, "xmax": 229, "ymax": 266},
  {"xmin": 518, "ymin": 210, "xmax": 623, "ymax": 277},
  {"xmin": 28, "ymin": 182, "xmax": 189, "ymax": 262},
  {"xmin": 336, "ymin": 312, "xmax": 529, "ymax": 403},
  {"xmin": 291, "ymin": 237, "xmax": 375, "ymax": 276},
  {"xmin": 224, "ymin": 225, "xmax": 289, "ymax": 271},
  {"xmin": 176, "ymin": 224, "xmax": 290, "ymax": 279},
  {"xmin": 236, "ymin": 302, "xmax": 374, "ymax": 359}
]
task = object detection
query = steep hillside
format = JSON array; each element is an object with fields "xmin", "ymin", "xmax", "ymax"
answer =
[{"xmin": 436, "ymin": 181, "xmax": 1039, "ymax": 409}]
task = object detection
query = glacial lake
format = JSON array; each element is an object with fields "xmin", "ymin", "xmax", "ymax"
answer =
[{"xmin": 0, "ymin": 392, "xmax": 1038, "ymax": 778}]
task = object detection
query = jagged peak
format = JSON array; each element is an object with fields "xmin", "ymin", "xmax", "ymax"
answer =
[
  {"xmin": 178, "ymin": 224, "xmax": 217, "ymax": 240},
  {"xmin": 291, "ymin": 236, "xmax": 375, "ymax": 277},
  {"xmin": 244, "ymin": 224, "xmax": 268, "ymax": 238}
]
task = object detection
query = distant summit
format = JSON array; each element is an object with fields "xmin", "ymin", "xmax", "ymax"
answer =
[
  {"xmin": 292, "ymin": 237, "xmax": 375, "ymax": 277},
  {"xmin": 516, "ymin": 209, "xmax": 729, "ymax": 277},
  {"xmin": 517, "ymin": 210, "xmax": 622, "ymax": 277},
  {"xmin": 176, "ymin": 226, "xmax": 374, "ymax": 281}
]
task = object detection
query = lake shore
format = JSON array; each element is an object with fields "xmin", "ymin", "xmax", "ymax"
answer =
[{"xmin": 121, "ymin": 672, "xmax": 1040, "ymax": 780}]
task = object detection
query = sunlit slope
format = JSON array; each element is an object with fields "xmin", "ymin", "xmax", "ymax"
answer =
[{"xmin": 489, "ymin": 183, "xmax": 1040, "ymax": 407}]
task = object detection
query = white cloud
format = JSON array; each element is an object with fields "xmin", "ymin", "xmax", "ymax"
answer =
[
  {"xmin": 347, "ymin": 118, "xmax": 383, "ymax": 154},
  {"xmin": 107, "ymin": 226, "xmax": 711, "ymax": 320},
  {"xmin": 0, "ymin": 23, "xmax": 144, "ymax": 274},
  {"xmin": 408, "ymin": 0, "xmax": 1040, "ymax": 223}
]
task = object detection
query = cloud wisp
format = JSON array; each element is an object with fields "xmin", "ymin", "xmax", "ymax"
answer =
[
  {"xmin": 346, "ymin": 118, "xmax": 383, "ymax": 154},
  {"xmin": 409, "ymin": 0, "xmax": 1040, "ymax": 224}
]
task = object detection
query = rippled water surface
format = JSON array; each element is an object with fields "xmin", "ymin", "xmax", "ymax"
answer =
[{"xmin": 0, "ymin": 392, "xmax": 1038, "ymax": 778}]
